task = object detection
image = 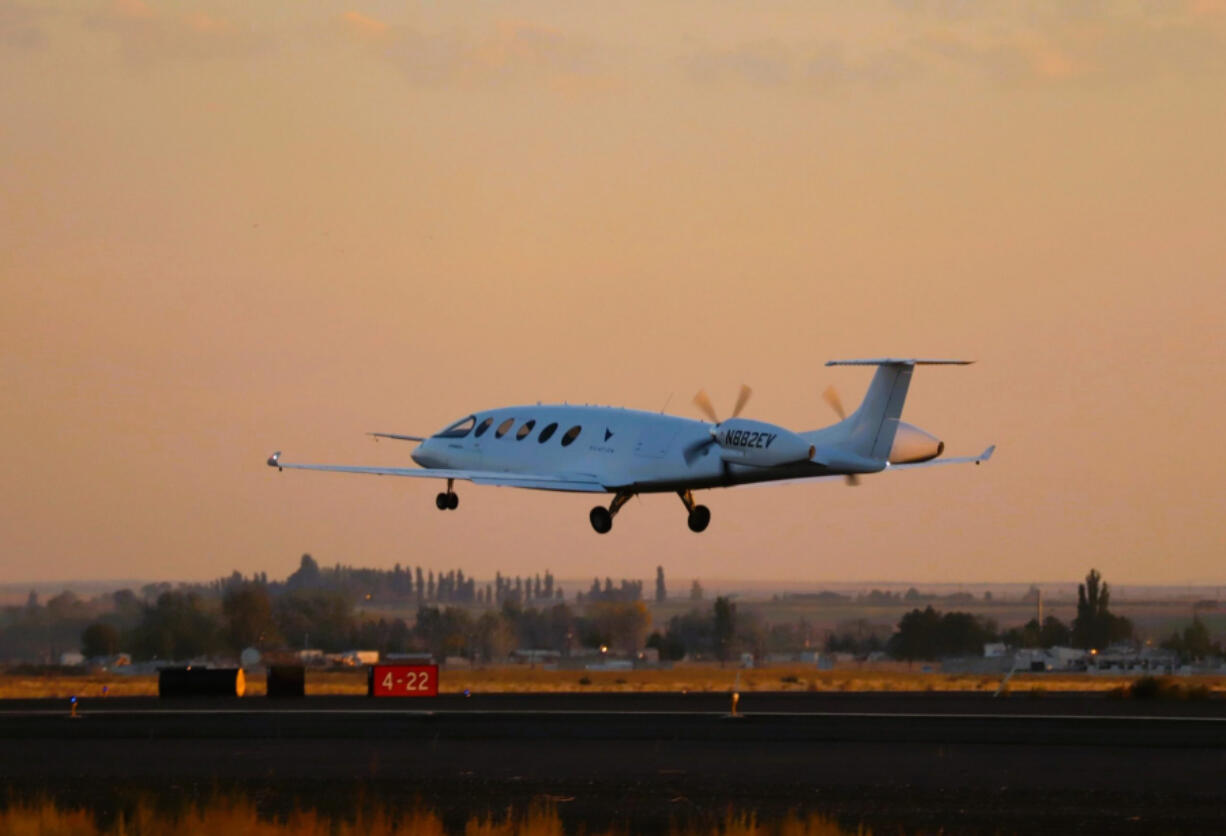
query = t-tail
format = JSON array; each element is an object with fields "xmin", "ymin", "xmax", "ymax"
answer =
[{"xmin": 825, "ymin": 359, "xmax": 973, "ymax": 462}]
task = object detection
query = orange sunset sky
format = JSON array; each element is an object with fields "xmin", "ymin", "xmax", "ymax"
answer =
[{"xmin": 2, "ymin": 1, "xmax": 1224, "ymax": 585}]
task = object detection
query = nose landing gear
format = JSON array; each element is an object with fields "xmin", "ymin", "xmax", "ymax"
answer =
[
  {"xmin": 589, "ymin": 491, "xmax": 632, "ymax": 534},
  {"xmin": 678, "ymin": 489, "xmax": 710, "ymax": 533},
  {"xmin": 436, "ymin": 479, "xmax": 459, "ymax": 511}
]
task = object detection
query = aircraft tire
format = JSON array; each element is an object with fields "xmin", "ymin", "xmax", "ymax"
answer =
[
  {"xmin": 435, "ymin": 492, "xmax": 449, "ymax": 511},
  {"xmin": 589, "ymin": 506, "xmax": 613, "ymax": 534},
  {"xmin": 446, "ymin": 492, "xmax": 459, "ymax": 510},
  {"xmin": 687, "ymin": 505, "xmax": 711, "ymax": 533}
]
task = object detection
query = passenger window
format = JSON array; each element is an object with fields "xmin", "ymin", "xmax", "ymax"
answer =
[
  {"xmin": 538, "ymin": 422, "xmax": 558, "ymax": 443},
  {"xmin": 474, "ymin": 417, "xmax": 494, "ymax": 438},
  {"xmin": 561, "ymin": 425, "xmax": 582, "ymax": 447},
  {"xmin": 435, "ymin": 415, "xmax": 475, "ymax": 439},
  {"xmin": 495, "ymin": 418, "xmax": 514, "ymax": 439},
  {"xmin": 515, "ymin": 420, "xmax": 536, "ymax": 440}
]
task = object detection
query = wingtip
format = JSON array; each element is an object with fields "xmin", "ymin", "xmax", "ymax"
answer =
[
  {"xmin": 977, "ymin": 444, "xmax": 996, "ymax": 463},
  {"xmin": 267, "ymin": 451, "xmax": 282, "ymax": 469}
]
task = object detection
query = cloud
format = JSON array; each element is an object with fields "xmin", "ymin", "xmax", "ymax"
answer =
[
  {"xmin": 890, "ymin": 1, "xmax": 1226, "ymax": 85},
  {"xmin": 686, "ymin": 41, "xmax": 793, "ymax": 87},
  {"xmin": 335, "ymin": 13, "xmax": 610, "ymax": 95},
  {"xmin": 87, "ymin": 1, "xmax": 268, "ymax": 66},
  {"xmin": 339, "ymin": 10, "xmax": 389, "ymax": 41},
  {"xmin": 685, "ymin": 40, "xmax": 920, "ymax": 91},
  {"xmin": 917, "ymin": 10, "xmax": 1226, "ymax": 85},
  {"xmin": 0, "ymin": 0, "xmax": 47, "ymax": 49}
]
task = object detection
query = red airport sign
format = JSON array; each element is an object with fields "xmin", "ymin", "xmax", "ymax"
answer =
[{"xmin": 369, "ymin": 664, "xmax": 439, "ymax": 697}]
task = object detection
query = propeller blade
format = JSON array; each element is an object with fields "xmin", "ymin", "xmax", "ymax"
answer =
[
  {"xmin": 822, "ymin": 386, "xmax": 847, "ymax": 421},
  {"xmin": 683, "ymin": 437, "xmax": 716, "ymax": 465},
  {"xmin": 693, "ymin": 389, "xmax": 720, "ymax": 423},
  {"xmin": 731, "ymin": 384, "xmax": 753, "ymax": 419}
]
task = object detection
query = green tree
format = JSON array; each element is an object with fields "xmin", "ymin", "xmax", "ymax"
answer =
[
  {"xmin": 222, "ymin": 582, "xmax": 280, "ymax": 651},
  {"xmin": 713, "ymin": 596, "xmax": 736, "ymax": 663},
  {"xmin": 1162, "ymin": 617, "xmax": 1219, "ymax": 662},
  {"xmin": 128, "ymin": 591, "xmax": 223, "ymax": 661},
  {"xmin": 413, "ymin": 606, "xmax": 475, "ymax": 659},
  {"xmin": 1003, "ymin": 615, "xmax": 1071, "ymax": 649},
  {"xmin": 586, "ymin": 601, "xmax": 651, "ymax": 654},
  {"xmin": 661, "ymin": 609, "xmax": 715, "ymax": 659},
  {"xmin": 81, "ymin": 622, "xmax": 120, "ymax": 658},
  {"xmin": 888, "ymin": 606, "xmax": 997, "ymax": 661},
  {"xmin": 645, "ymin": 630, "xmax": 687, "ymax": 661},
  {"xmin": 275, "ymin": 589, "xmax": 354, "ymax": 651},
  {"xmin": 286, "ymin": 553, "xmax": 322, "ymax": 590},
  {"xmin": 1072, "ymin": 569, "xmax": 1133, "ymax": 649},
  {"xmin": 474, "ymin": 610, "xmax": 516, "ymax": 662}
]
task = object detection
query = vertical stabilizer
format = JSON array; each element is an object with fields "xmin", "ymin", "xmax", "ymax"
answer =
[{"xmin": 825, "ymin": 359, "xmax": 972, "ymax": 461}]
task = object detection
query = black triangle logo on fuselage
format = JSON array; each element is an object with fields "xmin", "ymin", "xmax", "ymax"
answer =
[{"xmin": 604, "ymin": 428, "xmax": 614, "ymax": 442}]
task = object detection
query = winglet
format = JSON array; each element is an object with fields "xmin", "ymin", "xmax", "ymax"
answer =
[
  {"xmin": 267, "ymin": 451, "xmax": 282, "ymax": 471},
  {"xmin": 976, "ymin": 444, "xmax": 996, "ymax": 464}
]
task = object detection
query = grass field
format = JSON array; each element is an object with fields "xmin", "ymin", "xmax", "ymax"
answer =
[
  {"xmin": 0, "ymin": 798, "xmax": 865, "ymax": 836},
  {"xmin": 2, "ymin": 664, "xmax": 1223, "ymax": 699}
]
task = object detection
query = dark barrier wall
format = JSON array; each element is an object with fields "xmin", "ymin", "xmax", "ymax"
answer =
[
  {"xmin": 158, "ymin": 668, "xmax": 245, "ymax": 698},
  {"xmin": 266, "ymin": 665, "xmax": 305, "ymax": 698}
]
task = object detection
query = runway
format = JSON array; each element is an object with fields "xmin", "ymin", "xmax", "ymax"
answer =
[{"xmin": 4, "ymin": 692, "xmax": 1226, "ymax": 833}]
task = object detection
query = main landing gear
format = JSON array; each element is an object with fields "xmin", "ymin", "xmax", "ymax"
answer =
[
  {"xmin": 588, "ymin": 490, "xmax": 711, "ymax": 534},
  {"xmin": 678, "ymin": 489, "xmax": 710, "ymax": 533},
  {"xmin": 589, "ymin": 491, "xmax": 631, "ymax": 534},
  {"xmin": 435, "ymin": 479, "xmax": 459, "ymax": 511}
]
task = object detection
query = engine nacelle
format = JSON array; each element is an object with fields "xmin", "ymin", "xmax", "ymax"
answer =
[
  {"xmin": 889, "ymin": 421, "xmax": 944, "ymax": 464},
  {"xmin": 713, "ymin": 418, "xmax": 815, "ymax": 467}
]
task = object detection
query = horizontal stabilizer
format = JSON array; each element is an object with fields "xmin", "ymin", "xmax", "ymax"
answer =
[
  {"xmin": 369, "ymin": 432, "xmax": 427, "ymax": 443},
  {"xmin": 826, "ymin": 359, "xmax": 974, "ymax": 367},
  {"xmin": 888, "ymin": 444, "xmax": 996, "ymax": 470}
]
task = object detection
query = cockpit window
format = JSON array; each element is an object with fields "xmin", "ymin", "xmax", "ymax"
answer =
[
  {"xmin": 435, "ymin": 415, "xmax": 476, "ymax": 439},
  {"xmin": 515, "ymin": 419, "xmax": 537, "ymax": 440},
  {"xmin": 538, "ymin": 422, "xmax": 558, "ymax": 443},
  {"xmin": 473, "ymin": 417, "xmax": 494, "ymax": 438},
  {"xmin": 495, "ymin": 418, "xmax": 514, "ymax": 438},
  {"xmin": 561, "ymin": 425, "xmax": 582, "ymax": 447}
]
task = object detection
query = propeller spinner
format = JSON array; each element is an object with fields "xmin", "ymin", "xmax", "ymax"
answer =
[{"xmin": 684, "ymin": 385, "xmax": 752, "ymax": 464}]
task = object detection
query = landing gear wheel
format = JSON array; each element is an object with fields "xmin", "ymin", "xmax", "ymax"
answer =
[
  {"xmin": 589, "ymin": 506, "xmax": 613, "ymax": 534},
  {"xmin": 435, "ymin": 492, "xmax": 449, "ymax": 511},
  {"xmin": 687, "ymin": 505, "xmax": 711, "ymax": 533},
  {"xmin": 446, "ymin": 492, "xmax": 459, "ymax": 510}
]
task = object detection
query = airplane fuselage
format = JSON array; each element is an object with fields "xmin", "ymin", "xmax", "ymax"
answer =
[{"xmin": 411, "ymin": 405, "xmax": 833, "ymax": 493}]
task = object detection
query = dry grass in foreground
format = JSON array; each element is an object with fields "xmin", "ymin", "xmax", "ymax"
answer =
[
  {"xmin": 1, "ymin": 664, "xmax": 1223, "ymax": 700},
  {"xmin": 0, "ymin": 798, "xmax": 866, "ymax": 836}
]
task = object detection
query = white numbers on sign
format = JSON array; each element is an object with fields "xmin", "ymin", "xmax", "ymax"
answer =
[
  {"xmin": 403, "ymin": 670, "xmax": 430, "ymax": 691},
  {"xmin": 382, "ymin": 672, "xmax": 394, "ymax": 690}
]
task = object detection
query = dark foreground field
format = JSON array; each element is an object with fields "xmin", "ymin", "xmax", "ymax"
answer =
[{"xmin": 4, "ymin": 692, "xmax": 1226, "ymax": 834}]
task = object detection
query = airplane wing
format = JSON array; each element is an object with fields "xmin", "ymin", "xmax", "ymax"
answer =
[
  {"xmin": 266, "ymin": 452, "xmax": 607, "ymax": 493},
  {"xmin": 886, "ymin": 445, "xmax": 996, "ymax": 470}
]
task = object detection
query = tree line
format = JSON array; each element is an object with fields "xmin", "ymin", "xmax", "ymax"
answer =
[{"xmin": 4, "ymin": 565, "xmax": 1221, "ymax": 666}]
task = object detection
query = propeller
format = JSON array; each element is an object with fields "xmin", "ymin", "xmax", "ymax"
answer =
[
  {"xmin": 821, "ymin": 386, "xmax": 846, "ymax": 421},
  {"xmin": 821, "ymin": 385, "xmax": 858, "ymax": 486},
  {"xmin": 684, "ymin": 385, "xmax": 752, "ymax": 464}
]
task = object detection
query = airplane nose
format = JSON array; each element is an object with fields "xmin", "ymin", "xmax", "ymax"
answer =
[{"xmin": 411, "ymin": 441, "xmax": 443, "ymax": 468}]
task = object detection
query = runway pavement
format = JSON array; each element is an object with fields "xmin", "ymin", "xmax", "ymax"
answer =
[{"xmin": 4, "ymin": 692, "xmax": 1225, "ymax": 833}]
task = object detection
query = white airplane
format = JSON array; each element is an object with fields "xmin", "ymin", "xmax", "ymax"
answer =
[{"xmin": 268, "ymin": 359, "xmax": 994, "ymax": 534}]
